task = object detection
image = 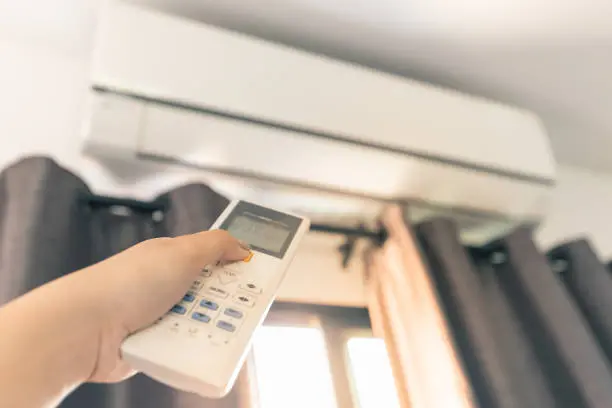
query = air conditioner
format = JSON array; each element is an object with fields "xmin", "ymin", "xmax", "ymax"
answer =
[{"xmin": 82, "ymin": 1, "xmax": 556, "ymax": 243}]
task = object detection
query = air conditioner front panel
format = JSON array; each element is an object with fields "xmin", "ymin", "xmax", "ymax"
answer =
[
  {"xmin": 92, "ymin": 2, "xmax": 555, "ymax": 183},
  {"xmin": 128, "ymin": 101, "xmax": 550, "ymax": 221}
]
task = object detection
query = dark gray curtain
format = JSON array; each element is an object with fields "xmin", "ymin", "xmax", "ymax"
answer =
[
  {"xmin": 0, "ymin": 157, "xmax": 243, "ymax": 408},
  {"xmin": 414, "ymin": 218, "xmax": 612, "ymax": 408}
]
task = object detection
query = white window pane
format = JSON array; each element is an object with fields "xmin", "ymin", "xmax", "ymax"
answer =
[
  {"xmin": 252, "ymin": 326, "xmax": 338, "ymax": 408},
  {"xmin": 347, "ymin": 337, "xmax": 400, "ymax": 408}
]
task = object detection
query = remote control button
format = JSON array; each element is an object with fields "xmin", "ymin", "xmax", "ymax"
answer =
[
  {"xmin": 168, "ymin": 320, "xmax": 182, "ymax": 333},
  {"xmin": 190, "ymin": 279, "xmax": 204, "ymax": 291},
  {"xmin": 224, "ymin": 308, "xmax": 244, "ymax": 319},
  {"xmin": 218, "ymin": 269, "xmax": 240, "ymax": 285},
  {"xmin": 200, "ymin": 299, "xmax": 219, "ymax": 311},
  {"xmin": 224, "ymin": 262, "xmax": 249, "ymax": 274},
  {"xmin": 183, "ymin": 293, "xmax": 195, "ymax": 303},
  {"xmin": 201, "ymin": 267, "xmax": 212, "ymax": 277},
  {"xmin": 187, "ymin": 326, "xmax": 200, "ymax": 337},
  {"xmin": 207, "ymin": 331, "xmax": 231, "ymax": 346},
  {"xmin": 191, "ymin": 312, "xmax": 211, "ymax": 323},
  {"xmin": 170, "ymin": 304, "xmax": 187, "ymax": 315},
  {"xmin": 233, "ymin": 293, "xmax": 256, "ymax": 308},
  {"xmin": 206, "ymin": 286, "xmax": 229, "ymax": 299},
  {"xmin": 239, "ymin": 282, "xmax": 263, "ymax": 294},
  {"xmin": 216, "ymin": 320, "xmax": 236, "ymax": 332}
]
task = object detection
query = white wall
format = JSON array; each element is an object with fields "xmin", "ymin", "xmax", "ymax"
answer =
[
  {"xmin": 536, "ymin": 166, "xmax": 612, "ymax": 260},
  {"xmin": 1, "ymin": 3, "xmax": 612, "ymax": 309}
]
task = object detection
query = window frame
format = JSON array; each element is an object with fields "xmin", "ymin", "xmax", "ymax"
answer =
[{"xmin": 248, "ymin": 302, "xmax": 376, "ymax": 408}]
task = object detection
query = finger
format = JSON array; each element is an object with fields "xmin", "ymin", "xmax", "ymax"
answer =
[
  {"xmin": 222, "ymin": 237, "xmax": 252, "ymax": 262},
  {"xmin": 173, "ymin": 230, "xmax": 250, "ymax": 267}
]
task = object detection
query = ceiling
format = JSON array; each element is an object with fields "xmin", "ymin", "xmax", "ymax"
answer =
[{"xmin": 2, "ymin": 0, "xmax": 612, "ymax": 172}]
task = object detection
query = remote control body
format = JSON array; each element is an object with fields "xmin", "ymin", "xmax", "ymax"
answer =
[{"xmin": 121, "ymin": 200, "xmax": 310, "ymax": 398}]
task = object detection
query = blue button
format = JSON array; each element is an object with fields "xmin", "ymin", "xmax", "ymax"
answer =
[
  {"xmin": 216, "ymin": 320, "xmax": 236, "ymax": 332},
  {"xmin": 183, "ymin": 293, "xmax": 195, "ymax": 303},
  {"xmin": 200, "ymin": 299, "xmax": 219, "ymax": 311},
  {"xmin": 171, "ymin": 304, "xmax": 186, "ymax": 315},
  {"xmin": 224, "ymin": 308, "xmax": 244, "ymax": 319},
  {"xmin": 191, "ymin": 312, "xmax": 211, "ymax": 323}
]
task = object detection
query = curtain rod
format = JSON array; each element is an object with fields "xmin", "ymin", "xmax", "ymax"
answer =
[{"xmin": 82, "ymin": 193, "xmax": 386, "ymax": 244}]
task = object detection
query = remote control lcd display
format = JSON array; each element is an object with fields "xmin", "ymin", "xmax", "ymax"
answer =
[{"xmin": 227, "ymin": 214, "xmax": 291, "ymax": 253}]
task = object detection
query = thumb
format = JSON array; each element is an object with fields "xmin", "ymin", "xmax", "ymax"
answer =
[{"xmin": 173, "ymin": 229, "xmax": 251, "ymax": 267}]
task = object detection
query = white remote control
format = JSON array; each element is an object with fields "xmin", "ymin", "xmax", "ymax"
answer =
[{"xmin": 121, "ymin": 200, "xmax": 310, "ymax": 398}]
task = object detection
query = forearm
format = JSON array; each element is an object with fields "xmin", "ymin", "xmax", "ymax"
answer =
[
  {"xmin": 0, "ymin": 231, "xmax": 249, "ymax": 406},
  {"xmin": 0, "ymin": 271, "xmax": 103, "ymax": 408}
]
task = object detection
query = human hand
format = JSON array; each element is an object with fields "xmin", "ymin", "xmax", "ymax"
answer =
[{"xmin": 80, "ymin": 230, "xmax": 250, "ymax": 383}]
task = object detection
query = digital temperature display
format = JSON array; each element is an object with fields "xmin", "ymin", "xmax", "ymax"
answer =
[{"xmin": 226, "ymin": 214, "xmax": 291, "ymax": 254}]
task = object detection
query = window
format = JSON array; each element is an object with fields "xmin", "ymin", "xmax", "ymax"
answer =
[
  {"xmin": 252, "ymin": 326, "xmax": 338, "ymax": 408},
  {"xmin": 250, "ymin": 305, "xmax": 400, "ymax": 408},
  {"xmin": 346, "ymin": 337, "xmax": 400, "ymax": 408}
]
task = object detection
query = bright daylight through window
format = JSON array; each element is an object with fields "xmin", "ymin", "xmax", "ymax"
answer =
[
  {"xmin": 252, "ymin": 325, "xmax": 399, "ymax": 408},
  {"xmin": 347, "ymin": 337, "xmax": 400, "ymax": 408},
  {"xmin": 252, "ymin": 326, "xmax": 337, "ymax": 408}
]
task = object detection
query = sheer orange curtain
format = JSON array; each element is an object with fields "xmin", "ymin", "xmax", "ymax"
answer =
[{"xmin": 367, "ymin": 206, "xmax": 475, "ymax": 408}]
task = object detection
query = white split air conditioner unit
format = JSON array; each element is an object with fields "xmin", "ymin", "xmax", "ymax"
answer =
[{"xmin": 83, "ymin": 1, "xmax": 556, "ymax": 243}]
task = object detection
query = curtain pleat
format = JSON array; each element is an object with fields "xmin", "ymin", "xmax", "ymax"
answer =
[
  {"xmin": 548, "ymin": 240, "xmax": 612, "ymax": 364},
  {"xmin": 367, "ymin": 206, "xmax": 475, "ymax": 408},
  {"xmin": 0, "ymin": 157, "xmax": 245, "ymax": 408},
  {"xmin": 0, "ymin": 156, "xmax": 93, "ymax": 299},
  {"xmin": 497, "ymin": 228, "xmax": 612, "ymax": 407},
  {"xmin": 369, "ymin": 209, "xmax": 612, "ymax": 408},
  {"xmin": 416, "ymin": 220, "xmax": 515, "ymax": 408}
]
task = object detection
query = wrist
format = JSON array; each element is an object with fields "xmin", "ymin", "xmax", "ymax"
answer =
[
  {"xmin": 76, "ymin": 263, "xmax": 134, "ymax": 382},
  {"xmin": 43, "ymin": 270, "xmax": 105, "ymax": 383}
]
